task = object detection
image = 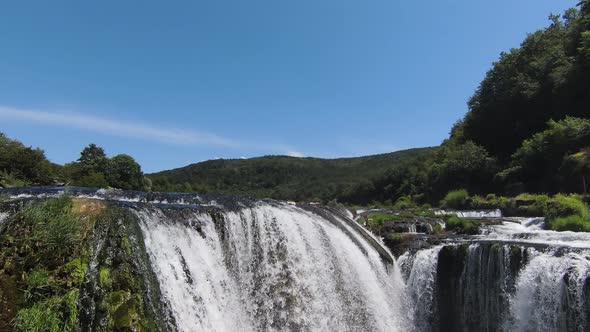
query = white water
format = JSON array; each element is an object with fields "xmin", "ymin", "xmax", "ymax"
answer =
[
  {"xmin": 135, "ymin": 202, "xmax": 411, "ymax": 332},
  {"xmin": 398, "ymin": 246, "xmax": 444, "ymax": 331},
  {"xmin": 507, "ymin": 249, "xmax": 590, "ymax": 332},
  {"xmin": 434, "ymin": 209, "xmax": 502, "ymax": 218},
  {"xmin": 0, "ymin": 212, "xmax": 8, "ymax": 224},
  {"xmin": 482, "ymin": 217, "xmax": 590, "ymax": 249},
  {"xmin": 399, "ymin": 217, "xmax": 590, "ymax": 332}
]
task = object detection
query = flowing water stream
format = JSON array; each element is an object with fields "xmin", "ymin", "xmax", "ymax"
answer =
[
  {"xmin": 1, "ymin": 188, "xmax": 589, "ymax": 331},
  {"xmin": 399, "ymin": 217, "xmax": 590, "ymax": 332}
]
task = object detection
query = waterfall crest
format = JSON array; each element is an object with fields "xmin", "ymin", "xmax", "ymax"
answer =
[{"xmin": 134, "ymin": 202, "xmax": 411, "ymax": 332}]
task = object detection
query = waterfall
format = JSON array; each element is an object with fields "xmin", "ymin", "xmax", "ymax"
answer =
[
  {"xmin": 508, "ymin": 249, "xmax": 590, "ymax": 332},
  {"xmin": 134, "ymin": 202, "xmax": 411, "ymax": 332},
  {"xmin": 3, "ymin": 188, "xmax": 590, "ymax": 332},
  {"xmin": 399, "ymin": 218, "xmax": 590, "ymax": 332}
]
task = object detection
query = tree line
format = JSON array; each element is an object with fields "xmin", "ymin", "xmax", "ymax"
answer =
[
  {"xmin": 1, "ymin": 2, "xmax": 589, "ymax": 205},
  {"xmin": 340, "ymin": 1, "xmax": 590, "ymax": 206},
  {"xmin": 0, "ymin": 136, "xmax": 147, "ymax": 191}
]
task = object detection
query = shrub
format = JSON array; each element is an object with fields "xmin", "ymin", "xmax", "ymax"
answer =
[
  {"xmin": 22, "ymin": 268, "xmax": 53, "ymax": 303},
  {"xmin": 546, "ymin": 194, "xmax": 589, "ymax": 220},
  {"xmin": 387, "ymin": 233, "xmax": 403, "ymax": 243},
  {"xmin": 13, "ymin": 298, "xmax": 61, "ymax": 332},
  {"xmin": 441, "ymin": 189, "xmax": 469, "ymax": 209},
  {"xmin": 513, "ymin": 193, "xmax": 550, "ymax": 216},
  {"xmin": 446, "ymin": 215, "xmax": 480, "ymax": 235},
  {"xmin": 13, "ymin": 291, "xmax": 79, "ymax": 332},
  {"xmin": 18, "ymin": 196, "xmax": 82, "ymax": 267},
  {"xmin": 550, "ymin": 215, "xmax": 590, "ymax": 232},
  {"xmin": 470, "ymin": 195, "xmax": 494, "ymax": 209},
  {"xmin": 392, "ymin": 196, "xmax": 416, "ymax": 210},
  {"xmin": 545, "ymin": 194, "xmax": 590, "ymax": 231},
  {"xmin": 432, "ymin": 224, "xmax": 443, "ymax": 234}
]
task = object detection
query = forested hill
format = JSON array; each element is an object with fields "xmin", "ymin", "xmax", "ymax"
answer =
[
  {"xmin": 147, "ymin": 148, "xmax": 435, "ymax": 201},
  {"xmin": 2, "ymin": 2, "xmax": 590, "ymax": 208}
]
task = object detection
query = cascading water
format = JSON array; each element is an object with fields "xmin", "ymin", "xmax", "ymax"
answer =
[
  {"xmin": 0, "ymin": 188, "xmax": 413, "ymax": 331},
  {"xmin": 3, "ymin": 187, "xmax": 590, "ymax": 332},
  {"xmin": 400, "ymin": 217, "xmax": 590, "ymax": 332},
  {"xmin": 129, "ymin": 201, "xmax": 411, "ymax": 331}
]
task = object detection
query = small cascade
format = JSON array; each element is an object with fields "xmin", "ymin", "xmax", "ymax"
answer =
[
  {"xmin": 399, "ymin": 218, "xmax": 590, "ymax": 332},
  {"xmin": 434, "ymin": 209, "xmax": 502, "ymax": 218},
  {"xmin": 398, "ymin": 246, "xmax": 443, "ymax": 331},
  {"xmin": 507, "ymin": 249, "xmax": 590, "ymax": 331}
]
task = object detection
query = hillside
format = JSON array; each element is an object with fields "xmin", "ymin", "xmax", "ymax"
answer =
[{"xmin": 147, "ymin": 147, "xmax": 436, "ymax": 202}]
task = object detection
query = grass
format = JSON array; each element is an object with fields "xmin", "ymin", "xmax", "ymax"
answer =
[
  {"xmin": 17, "ymin": 196, "xmax": 82, "ymax": 267},
  {"xmin": 441, "ymin": 189, "xmax": 469, "ymax": 209},
  {"xmin": 446, "ymin": 215, "xmax": 481, "ymax": 235},
  {"xmin": 550, "ymin": 215, "xmax": 590, "ymax": 232}
]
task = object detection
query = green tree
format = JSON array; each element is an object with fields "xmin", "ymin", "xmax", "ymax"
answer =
[
  {"xmin": 106, "ymin": 154, "xmax": 144, "ymax": 190},
  {"xmin": 78, "ymin": 144, "xmax": 108, "ymax": 174},
  {"xmin": 559, "ymin": 148, "xmax": 590, "ymax": 193},
  {"xmin": 0, "ymin": 133, "xmax": 55, "ymax": 186},
  {"xmin": 456, "ymin": 5, "xmax": 590, "ymax": 162},
  {"xmin": 427, "ymin": 141, "xmax": 497, "ymax": 200},
  {"xmin": 506, "ymin": 117, "xmax": 590, "ymax": 193}
]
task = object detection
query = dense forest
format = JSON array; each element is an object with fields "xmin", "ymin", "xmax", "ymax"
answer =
[
  {"xmin": 148, "ymin": 148, "xmax": 434, "ymax": 201},
  {"xmin": 1, "ymin": 2, "xmax": 590, "ymax": 209},
  {"xmin": 150, "ymin": 1, "xmax": 590, "ymax": 205}
]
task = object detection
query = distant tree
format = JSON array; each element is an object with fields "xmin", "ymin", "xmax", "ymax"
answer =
[
  {"xmin": 0, "ymin": 133, "xmax": 55, "ymax": 186},
  {"xmin": 559, "ymin": 148, "xmax": 590, "ymax": 193},
  {"xmin": 457, "ymin": 6, "xmax": 590, "ymax": 162},
  {"xmin": 504, "ymin": 117, "xmax": 590, "ymax": 193},
  {"xmin": 106, "ymin": 154, "xmax": 144, "ymax": 190},
  {"xmin": 78, "ymin": 144, "xmax": 108, "ymax": 173},
  {"xmin": 427, "ymin": 141, "xmax": 498, "ymax": 200}
]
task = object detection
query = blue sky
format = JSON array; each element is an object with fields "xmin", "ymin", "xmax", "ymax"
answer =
[{"xmin": 0, "ymin": 0, "xmax": 578, "ymax": 172}]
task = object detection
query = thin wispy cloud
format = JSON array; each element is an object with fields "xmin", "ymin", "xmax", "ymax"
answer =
[
  {"xmin": 0, "ymin": 106, "xmax": 309, "ymax": 158},
  {"xmin": 0, "ymin": 106, "xmax": 237, "ymax": 147}
]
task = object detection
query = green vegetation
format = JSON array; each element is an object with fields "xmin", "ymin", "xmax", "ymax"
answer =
[
  {"xmin": 549, "ymin": 215, "xmax": 590, "ymax": 232},
  {"xmin": 0, "ymin": 133, "xmax": 56, "ymax": 187},
  {"xmin": 0, "ymin": 197, "xmax": 157, "ymax": 331},
  {"xmin": 446, "ymin": 216, "xmax": 481, "ymax": 235},
  {"xmin": 0, "ymin": 197, "xmax": 91, "ymax": 331},
  {"xmin": 441, "ymin": 189, "xmax": 469, "ymax": 209},
  {"xmin": 2, "ymin": 3, "xmax": 590, "ymax": 233},
  {"xmin": 148, "ymin": 148, "xmax": 435, "ymax": 201},
  {"xmin": 0, "ymin": 136, "xmax": 148, "ymax": 190},
  {"xmin": 435, "ymin": 190, "xmax": 590, "ymax": 231},
  {"xmin": 63, "ymin": 144, "xmax": 146, "ymax": 190}
]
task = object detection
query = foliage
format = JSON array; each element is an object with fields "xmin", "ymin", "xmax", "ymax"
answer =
[
  {"xmin": 16, "ymin": 196, "xmax": 83, "ymax": 267},
  {"xmin": 441, "ymin": 189, "xmax": 470, "ymax": 209},
  {"xmin": 64, "ymin": 144, "xmax": 146, "ymax": 190},
  {"xmin": 428, "ymin": 141, "xmax": 498, "ymax": 200},
  {"xmin": 549, "ymin": 215, "xmax": 590, "ymax": 231},
  {"xmin": 0, "ymin": 198, "xmax": 157, "ymax": 330},
  {"xmin": 13, "ymin": 298, "xmax": 62, "ymax": 332},
  {"xmin": 545, "ymin": 194, "xmax": 590, "ymax": 220},
  {"xmin": 106, "ymin": 154, "xmax": 143, "ymax": 190},
  {"xmin": 456, "ymin": 8, "xmax": 590, "ymax": 162},
  {"xmin": 392, "ymin": 196, "xmax": 417, "ymax": 210},
  {"xmin": 0, "ymin": 133, "xmax": 55, "ymax": 187},
  {"xmin": 446, "ymin": 216, "xmax": 481, "ymax": 235},
  {"xmin": 504, "ymin": 117, "xmax": 590, "ymax": 192},
  {"xmin": 149, "ymin": 148, "xmax": 435, "ymax": 202}
]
